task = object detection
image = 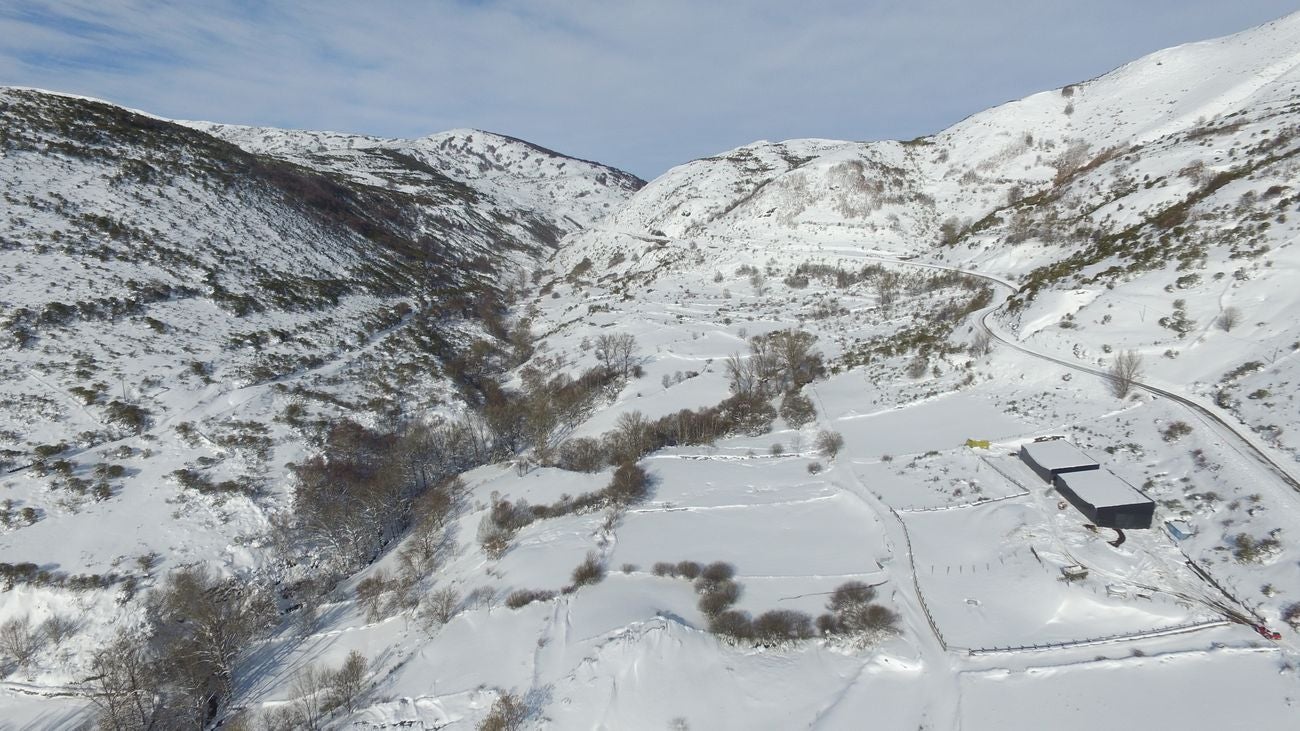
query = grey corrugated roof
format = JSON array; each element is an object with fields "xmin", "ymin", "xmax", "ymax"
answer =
[{"xmin": 1021, "ymin": 440, "xmax": 1097, "ymax": 471}]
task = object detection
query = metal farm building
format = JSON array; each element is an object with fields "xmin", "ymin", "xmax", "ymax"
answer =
[
  {"xmin": 1018, "ymin": 440, "xmax": 1099, "ymax": 483},
  {"xmin": 1053, "ymin": 470, "xmax": 1155, "ymax": 529},
  {"xmin": 1019, "ymin": 439, "xmax": 1154, "ymax": 529}
]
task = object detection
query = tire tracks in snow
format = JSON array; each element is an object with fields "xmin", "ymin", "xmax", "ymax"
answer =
[{"xmin": 808, "ymin": 385, "xmax": 964, "ymax": 731}]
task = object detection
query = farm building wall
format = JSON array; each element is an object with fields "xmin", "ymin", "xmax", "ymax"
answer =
[
  {"xmin": 1053, "ymin": 483, "xmax": 1100, "ymax": 523},
  {"xmin": 1095, "ymin": 502, "xmax": 1155, "ymax": 530}
]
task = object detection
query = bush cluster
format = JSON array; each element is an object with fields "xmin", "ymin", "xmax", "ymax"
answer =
[
  {"xmin": 0, "ymin": 562, "xmax": 124, "ymax": 592},
  {"xmin": 657, "ymin": 566, "xmax": 900, "ymax": 648},
  {"xmin": 478, "ymin": 463, "xmax": 649, "ymax": 557},
  {"xmin": 814, "ymin": 581, "xmax": 900, "ymax": 641},
  {"xmin": 84, "ymin": 566, "xmax": 273, "ymax": 728},
  {"xmin": 292, "ymin": 419, "xmax": 473, "ymax": 569},
  {"xmin": 505, "ymin": 589, "xmax": 557, "ymax": 609},
  {"xmin": 172, "ymin": 468, "xmax": 253, "ymax": 495},
  {"xmin": 1160, "ymin": 421, "xmax": 1193, "ymax": 442},
  {"xmin": 555, "ymin": 394, "xmax": 778, "ymax": 473}
]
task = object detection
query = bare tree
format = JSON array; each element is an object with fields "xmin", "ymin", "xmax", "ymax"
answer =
[
  {"xmin": 290, "ymin": 664, "xmax": 328, "ymax": 731},
  {"xmin": 149, "ymin": 565, "xmax": 271, "ymax": 718},
  {"xmin": 725, "ymin": 352, "xmax": 762, "ymax": 396},
  {"xmin": 355, "ymin": 571, "xmax": 392, "ymax": 623},
  {"xmin": 0, "ymin": 615, "xmax": 42, "ymax": 669},
  {"xmin": 478, "ymin": 690, "xmax": 530, "ymax": 731},
  {"xmin": 594, "ymin": 333, "xmax": 640, "ymax": 379},
  {"xmin": 759, "ymin": 330, "xmax": 823, "ymax": 389},
  {"xmin": 327, "ymin": 650, "xmax": 368, "ymax": 713},
  {"xmin": 937, "ymin": 217, "xmax": 963, "ymax": 246},
  {"xmin": 607, "ymin": 410, "xmax": 653, "ymax": 462},
  {"xmin": 1218, "ymin": 306, "xmax": 1241, "ymax": 332},
  {"xmin": 1108, "ymin": 350, "xmax": 1144, "ymax": 398},
  {"xmin": 419, "ymin": 586, "xmax": 462, "ymax": 632},
  {"xmin": 40, "ymin": 614, "xmax": 78, "ymax": 650},
  {"xmin": 87, "ymin": 632, "xmax": 173, "ymax": 731},
  {"xmin": 779, "ymin": 391, "xmax": 817, "ymax": 428},
  {"xmin": 970, "ymin": 328, "xmax": 993, "ymax": 356},
  {"xmin": 875, "ymin": 271, "xmax": 900, "ymax": 310}
]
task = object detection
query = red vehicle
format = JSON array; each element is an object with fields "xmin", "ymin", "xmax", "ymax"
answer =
[{"xmin": 1254, "ymin": 625, "xmax": 1282, "ymax": 641}]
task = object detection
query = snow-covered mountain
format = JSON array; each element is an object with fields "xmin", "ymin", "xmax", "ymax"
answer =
[
  {"xmin": 0, "ymin": 86, "xmax": 644, "ymax": 726},
  {"xmin": 581, "ymin": 10, "xmax": 1300, "ymax": 462},
  {"xmin": 5, "ymin": 12, "xmax": 1300, "ymax": 731},
  {"xmin": 0, "ymin": 86, "xmax": 641, "ymax": 449}
]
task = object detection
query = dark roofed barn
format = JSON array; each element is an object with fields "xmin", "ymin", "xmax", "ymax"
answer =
[
  {"xmin": 1053, "ymin": 469, "xmax": 1155, "ymax": 529},
  {"xmin": 1018, "ymin": 440, "xmax": 1099, "ymax": 483}
]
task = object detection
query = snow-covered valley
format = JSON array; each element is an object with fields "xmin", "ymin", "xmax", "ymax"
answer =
[{"xmin": 4, "ymin": 12, "xmax": 1300, "ymax": 731}]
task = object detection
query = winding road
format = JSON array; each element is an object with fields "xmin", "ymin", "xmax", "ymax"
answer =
[{"xmin": 956, "ymin": 269, "xmax": 1300, "ymax": 498}]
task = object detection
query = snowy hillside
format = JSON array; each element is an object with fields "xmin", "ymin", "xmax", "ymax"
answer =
[
  {"xmin": 0, "ymin": 86, "xmax": 643, "ymax": 727},
  {"xmin": 599, "ymin": 10, "xmax": 1300, "ymax": 464},
  {"xmin": 6, "ymin": 12, "xmax": 1300, "ymax": 731}
]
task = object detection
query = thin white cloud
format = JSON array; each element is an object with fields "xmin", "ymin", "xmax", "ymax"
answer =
[{"xmin": 0, "ymin": 0, "xmax": 1295, "ymax": 176}]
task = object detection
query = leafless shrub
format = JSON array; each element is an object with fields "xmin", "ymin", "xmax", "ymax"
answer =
[
  {"xmin": 356, "ymin": 571, "xmax": 393, "ymax": 623},
  {"xmin": 290, "ymin": 664, "xmax": 328, "ymax": 730},
  {"xmin": 1160, "ymin": 421, "xmax": 1193, "ymax": 442},
  {"xmin": 398, "ymin": 480, "xmax": 461, "ymax": 581},
  {"xmin": 696, "ymin": 579, "xmax": 741, "ymax": 618},
  {"xmin": 478, "ymin": 690, "xmax": 530, "ymax": 731},
  {"xmin": 478, "ymin": 516, "xmax": 516, "ymax": 560},
  {"xmin": 556, "ymin": 437, "xmax": 606, "ymax": 472},
  {"xmin": 148, "ymin": 565, "xmax": 272, "ymax": 716},
  {"xmin": 87, "ymin": 632, "xmax": 174, "ymax": 730},
  {"xmin": 609, "ymin": 410, "xmax": 657, "ymax": 463},
  {"xmin": 1283, "ymin": 602, "xmax": 1300, "ymax": 628},
  {"xmin": 818, "ymin": 580, "xmax": 900, "ymax": 641},
  {"xmin": 815, "ymin": 430, "xmax": 845, "ymax": 458},
  {"xmin": 571, "ymin": 552, "xmax": 606, "ymax": 587},
  {"xmin": 1218, "ymin": 306, "xmax": 1241, "ymax": 332},
  {"xmin": 708, "ymin": 610, "xmax": 754, "ymax": 641},
  {"xmin": 505, "ymin": 589, "xmax": 556, "ymax": 609},
  {"xmin": 905, "ymin": 353, "xmax": 929, "ymax": 379},
  {"xmin": 420, "ymin": 586, "xmax": 462, "ymax": 630},
  {"xmin": 607, "ymin": 462, "xmax": 650, "ymax": 505},
  {"xmin": 675, "ymin": 561, "xmax": 703, "ymax": 580},
  {"xmin": 752, "ymin": 610, "xmax": 814, "ymax": 645},
  {"xmin": 40, "ymin": 614, "xmax": 78, "ymax": 649}
]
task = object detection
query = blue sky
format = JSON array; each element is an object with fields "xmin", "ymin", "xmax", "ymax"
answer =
[{"xmin": 1, "ymin": 1, "xmax": 1295, "ymax": 178}]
